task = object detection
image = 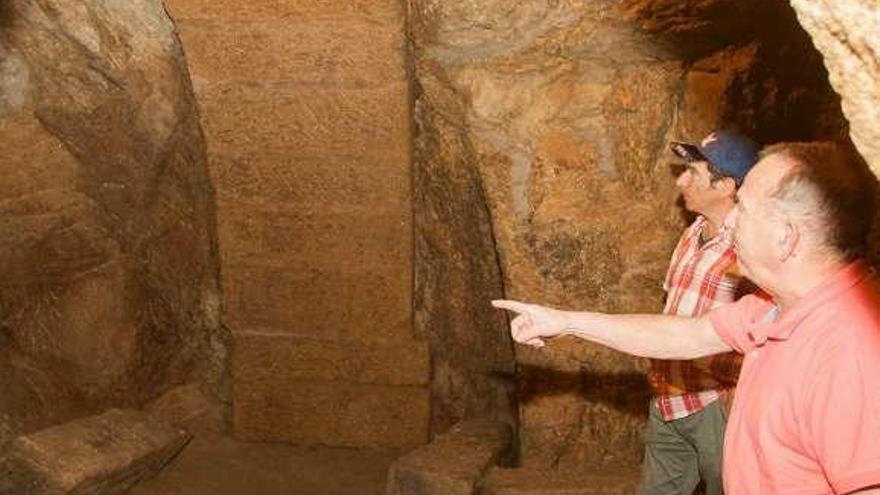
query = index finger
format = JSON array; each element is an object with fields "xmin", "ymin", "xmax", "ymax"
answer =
[{"xmin": 491, "ymin": 299, "xmax": 530, "ymax": 314}]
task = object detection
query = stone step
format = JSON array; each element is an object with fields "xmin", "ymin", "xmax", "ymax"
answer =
[
  {"xmin": 481, "ymin": 465, "xmax": 641, "ymax": 495},
  {"xmin": 0, "ymin": 409, "xmax": 191, "ymax": 495},
  {"xmin": 387, "ymin": 420, "xmax": 513, "ymax": 495}
]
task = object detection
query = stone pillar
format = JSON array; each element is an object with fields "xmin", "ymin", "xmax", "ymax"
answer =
[{"xmin": 164, "ymin": 0, "xmax": 429, "ymax": 448}]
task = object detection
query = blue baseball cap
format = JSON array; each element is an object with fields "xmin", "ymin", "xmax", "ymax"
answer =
[{"xmin": 670, "ymin": 130, "xmax": 760, "ymax": 183}]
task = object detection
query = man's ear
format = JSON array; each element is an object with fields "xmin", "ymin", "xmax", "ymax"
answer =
[
  {"xmin": 778, "ymin": 220, "xmax": 799, "ymax": 261},
  {"xmin": 714, "ymin": 177, "xmax": 737, "ymax": 197}
]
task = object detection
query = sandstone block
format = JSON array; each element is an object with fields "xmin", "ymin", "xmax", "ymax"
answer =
[
  {"xmin": 216, "ymin": 200, "xmax": 410, "ymax": 269},
  {"xmin": 386, "ymin": 420, "xmax": 513, "ymax": 495},
  {"xmin": 164, "ymin": 0, "xmax": 401, "ymax": 23},
  {"xmin": 233, "ymin": 380, "xmax": 429, "ymax": 449},
  {"xmin": 197, "ymin": 81, "xmax": 410, "ymax": 161},
  {"xmin": 222, "ymin": 263, "xmax": 411, "ymax": 341},
  {"xmin": 175, "ymin": 19, "xmax": 404, "ymax": 85},
  {"xmin": 233, "ymin": 331, "xmax": 429, "ymax": 387},
  {"xmin": 210, "ymin": 152, "xmax": 410, "ymax": 209},
  {"xmin": 0, "ymin": 409, "xmax": 191, "ymax": 495}
]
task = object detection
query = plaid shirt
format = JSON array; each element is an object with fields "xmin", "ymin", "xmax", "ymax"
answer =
[{"xmin": 649, "ymin": 216, "xmax": 746, "ymax": 421}]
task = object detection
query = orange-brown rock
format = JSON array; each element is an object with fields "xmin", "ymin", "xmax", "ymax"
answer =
[
  {"xmin": 788, "ymin": 0, "xmax": 880, "ymax": 179},
  {"xmin": 0, "ymin": 0, "xmax": 222, "ymax": 440}
]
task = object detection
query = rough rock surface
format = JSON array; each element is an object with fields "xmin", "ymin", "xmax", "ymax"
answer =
[
  {"xmin": 411, "ymin": 41, "xmax": 519, "ymax": 436},
  {"xmin": 0, "ymin": 0, "xmax": 223, "ymax": 440},
  {"xmin": 409, "ymin": 0, "xmax": 852, "ymax": 467},
  {"xmin": 789, "ymin": 0, "xmax": 880, "ymax": 178},
  {"xmin": 0, "ymin": 409, "xmax": 190, "ymax": 495},
  {"xmin": 409, "ymin": 0, "xmax": 683, "ymax": 466}
]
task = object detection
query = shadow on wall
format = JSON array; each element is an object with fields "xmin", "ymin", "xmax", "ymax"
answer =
[{"xmin": 518, "ymin": 364, "xmax": 651, "ymax": 418}]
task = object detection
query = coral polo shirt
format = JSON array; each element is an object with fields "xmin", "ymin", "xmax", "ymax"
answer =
[{"xmin": 709, "ymin": 261, "xmax": 880, "ymax": 494}]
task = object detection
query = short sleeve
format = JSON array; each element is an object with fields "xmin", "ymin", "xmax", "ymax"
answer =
[
  {"xmin": 708, "ymin": 294, "xmax": 772, "ymax": 354},
  {"xmin": 805, "ymin": 337, "xmax": 880, "ymax": 494}
]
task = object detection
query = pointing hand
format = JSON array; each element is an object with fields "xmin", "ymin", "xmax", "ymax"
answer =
[{"xmin": 491, "ymin": 299, "xmax": 570, "ymax": 348}]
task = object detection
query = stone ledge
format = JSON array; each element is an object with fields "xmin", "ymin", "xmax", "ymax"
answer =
[
  {"xmin": 386, "ymin": 420, "xmax": 513, "ymax": 495},
  {"xmin": 0, "ymin": 409, "xmax": 191, "ymax": 495}
]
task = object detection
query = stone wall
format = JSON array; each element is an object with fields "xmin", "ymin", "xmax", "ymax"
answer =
[
  {"xmin": 163, "ymin": 0, "xmax": 430, "ymax": 448},
  {"xmin": 0, "ymin": 0, "xmax": 222, "ymax": 446},
  {"xmin": 409, "ymin": 0, "xmax": 851, "ymax": 468}
]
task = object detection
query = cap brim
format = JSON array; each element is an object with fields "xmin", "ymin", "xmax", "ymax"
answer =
[{"xmin": 669, "ymin": 141, "xmax": 708, "ymax": 162}]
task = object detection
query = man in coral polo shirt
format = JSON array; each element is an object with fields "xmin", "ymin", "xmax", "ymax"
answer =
[{"xmin": 493, "ymin": 141, "xmax": 880, "ymax": 494}]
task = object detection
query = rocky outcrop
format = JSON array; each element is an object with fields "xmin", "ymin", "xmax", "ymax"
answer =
[
  {"xmin": 409, "ymin": 0, "xmax": 685, "ymax": 466},
  {"xmin": 789, "ymin": 0, "xmax": 880, "ymax": 178},
  {"xmin": 0, "ymin": 0, "xmax": 223, "ymax": 440}
]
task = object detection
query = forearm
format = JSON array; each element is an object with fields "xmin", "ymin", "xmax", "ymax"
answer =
[{"xmin": 560, "ymin": 311, "xmax": 730, "ymax": 359}]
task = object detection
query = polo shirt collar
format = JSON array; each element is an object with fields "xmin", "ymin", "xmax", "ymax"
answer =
[{"xmin": 747, "ymin": 260, "xmax": 872, "ymax": 346}]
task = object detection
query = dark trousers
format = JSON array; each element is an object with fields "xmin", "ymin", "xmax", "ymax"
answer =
[{"xmin": 637, "ymin": 399, "xmax": 728, "ymax": 495}]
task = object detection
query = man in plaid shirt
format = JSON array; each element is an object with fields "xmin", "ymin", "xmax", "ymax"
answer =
[{"xmin": 640, "ymin": 130, "xmax": 760, "ymax": 495}]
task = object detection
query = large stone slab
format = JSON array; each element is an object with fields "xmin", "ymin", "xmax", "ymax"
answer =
[
  {"xmin": 386, "ymin": 420, "xmax": 513, "ymax": 495},
  {"xmin": 209, "ymin": 152, "xmax": 410, "ymax": 209},
  {"xmin": 233, "ymin": 332, "xmax": 429, "ymax": 386},
  {"xmin": 166, "ymin": 0, "xmax": 418, "ymax": 453},
  {"xmin": 233, "ymin": 378, "xmax": 429, "ymax": 449},
  {"xmin": 223, "ymin": 263, "xmax": 411, "ymax": 341},
  {"xmin": 0, "ymin": 409, "xmax": 191, "ymax": 495},
  {"xmin": 196, "ymin": 81, "xmax": 410, "ymax": 160},
  {"xmin": 175, "ymin": 19, "xmax": 404, "ymax": 85},
  {"xmin": 216, "ymin": 200, "xmax": 410, "ymax": 268},
  {"xmin": 231, "ymin": 332, "xmax": 429, "ymax": 449},
  {"xmin": 164, "ymin": 0, "xmax": 401, "ymax": 23}
]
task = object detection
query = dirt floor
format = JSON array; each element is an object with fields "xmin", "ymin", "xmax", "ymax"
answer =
[{"xmin": 129, "ymin": 433, "xmax": 402, "ymax": 495}]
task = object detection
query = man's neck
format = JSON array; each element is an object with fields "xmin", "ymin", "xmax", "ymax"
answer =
[
  {"xmin": 772, "ymin": 255, "xmax": 849, "ymax": 313},
  {"xmin": 698, "ymin": 203, "xmax": 734, "ymax": 241}
]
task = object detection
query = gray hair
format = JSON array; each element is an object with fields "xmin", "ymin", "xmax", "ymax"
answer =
[{"xmin": 761, "ymin": 142, "xmax": 878, "ymax": 261}]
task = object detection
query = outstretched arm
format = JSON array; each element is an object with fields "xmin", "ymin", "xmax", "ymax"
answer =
[{"xmin": 491, "ymin": 299, "xmax": 733, "ymax": 359}]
